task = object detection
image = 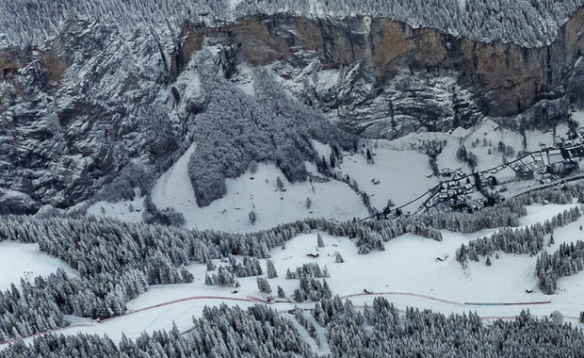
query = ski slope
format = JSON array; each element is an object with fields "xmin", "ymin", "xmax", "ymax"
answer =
[{"xmin": 5, "ymin": 203, "xmax": 584, "ymax": 349}]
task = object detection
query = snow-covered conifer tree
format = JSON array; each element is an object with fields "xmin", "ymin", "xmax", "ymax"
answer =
[{"xmin": 267, "ymin": 260, "xmax": 278, "ymax": 278}]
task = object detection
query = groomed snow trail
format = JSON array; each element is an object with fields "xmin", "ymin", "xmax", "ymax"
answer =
[{"xmin": 0, "ymin": 291, "xmax": 556, "ymax": 348}]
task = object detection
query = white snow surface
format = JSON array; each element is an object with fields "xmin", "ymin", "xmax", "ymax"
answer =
[
  {"xmin": 151, "ymin": 142, "xmax": 369, "ymax": 232},
  {"xmin": 386, "ymin": 119, "xmax": 566, "ymax": 189},
  {"xmin": 87, "ymin": 196, "xmax": 145, "ymax": 223},
  {"xmin": 339, "ymin": 144, "xmax": 438, "ymax": 212},
  {"xmin": 91, "ymin": 121, "xmax": 575, "ymax": 231},
  {"xmin": 572, "ymin": 111, "xmax": 584, "ymax": 128},
  {"xmin": 0, "ymin": 241, "xmax": 77, "ymax": 291},
  {"xmin": 13, "ymin": 203, "xmax": 584, "ymax": 348},
  {"xmin": 231, "ymin": 64, "xmax": 255, "ymax": 96},
  {"xmin": 230, "ymin": 0, "xmax": 243, "ymax": 10}
]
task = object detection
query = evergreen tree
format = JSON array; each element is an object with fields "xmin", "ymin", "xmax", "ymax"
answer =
[
  {"xmin": 205, "ymin": 274, "xmax": 214, "ymax": 286},
  {"xmin": 206, "ymin": 260, "xmax": 216, "ymax": 271},
  {"xmin": 366, "ymin": 148, "xmax": 373, "ymax": 164},
  {"xmin": 317, "ymin": 233, "xmax": 325, "ymax": 248},
  {"xmin": 277, "ymin": 286, "xmax": 286, "ymax": 299},
  {"xmin": 266, "ymin": 260, "xmax": 278, "ymax": 279},
  {"xmin": 256, "ymin": 277, "xmax": 272, "ymax": 294},
  {"xmin": 249, "ymin": 210, "xmax": 257, "ymax": 225},
  {"xmin": 213, "ymin": 267, "xmax": 238, "ymax": 287}
]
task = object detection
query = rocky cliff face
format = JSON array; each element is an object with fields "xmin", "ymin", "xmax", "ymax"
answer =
[
  {"xmin": 1, "ymin": 10, "xmax": 584, "ymax": 212},
  {"xmin": 182, "ymin": 10, "xmax": 584, "ymax": 118},
  {"xmin": 0, "ymin": 22, "xmax": 187, "ymax": 212}
]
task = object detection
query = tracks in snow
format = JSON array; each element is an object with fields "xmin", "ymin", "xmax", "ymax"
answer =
[{"xmin": 0, "ymin": 291, "xmax": 556, "ymax": 348}]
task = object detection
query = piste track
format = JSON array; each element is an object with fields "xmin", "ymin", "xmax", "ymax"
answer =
[{"xmin": 0, "ymin": 290, "xmax": 557, "ymax": 347}]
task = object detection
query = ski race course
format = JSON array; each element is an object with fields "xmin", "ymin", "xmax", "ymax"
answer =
[
  {"xmin": 0, "ymin": 290, "xmax": 561, "ymax": 348},
  {"xmin": 3, "ymin": 203, "xmax": 584, "ymax": 348}
]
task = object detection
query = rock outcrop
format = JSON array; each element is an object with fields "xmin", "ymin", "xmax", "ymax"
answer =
[
  {"xmin": 0, "ymin": 22, "xmax": 187, "ymax": 211},
  {"xmin": 1, "ymin": 9, "xmax": 584, "ymax": 212},
  {"xmin": 180, "ymin": 11, "xmax": 584, "ymax": 117}
]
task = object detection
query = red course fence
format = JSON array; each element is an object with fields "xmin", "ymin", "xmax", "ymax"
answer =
[{"xmin": 0, "ymin": 291, "xmax": 556, "ymax": 347}]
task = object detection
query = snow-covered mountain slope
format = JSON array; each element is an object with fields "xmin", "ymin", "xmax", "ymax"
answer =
[
  {"xmin": 151, "ymin": 154, "xmax": 368, "ymax": 232},
  {"xmin": 0, "ymin": 21, "xmax": 189, "ymax": 212},
  {"xmin": 2, "ymin": 5, "xmax": 584, "ymax": 215},
  {"xmin": 88, "ymin": 137, "xmax": 439, "ymax": 232},
  {"xmin": 86, "ymin": 113, "xmax": 571, "ymax": 232}
]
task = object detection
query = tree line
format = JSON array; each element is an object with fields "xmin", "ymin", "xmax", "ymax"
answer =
[
  {"xmin": 0, "ymin": 179, "xmax": 582, "ymax": 341},
  {"xmin": 456, "ymin": 207, "xmax": 581, "ymax": 265},
  {"xmin": 3, "ymin": 297, "xmax": 584, "ymax": 357},
  {"xmin": 537, "ymin": 240, "xmax": 584, "ymax": 294}
]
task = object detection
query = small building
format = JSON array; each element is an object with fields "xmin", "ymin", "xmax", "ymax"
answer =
[
  {"xmin": 441, "ymin": 168, "xmax": 452, "ymax": 177},
  {"xmin": 452, "ymin": 171, "xmax": 464, "ymax": 180}
]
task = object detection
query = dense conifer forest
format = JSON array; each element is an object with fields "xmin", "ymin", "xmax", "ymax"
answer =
[
  {"xmin": 1, "ymin": 0, "xmax": 583, "ymax": 48},
  {"xmin": 2, "ymin": 298, "xmax": 584, "ymax": 358},
  {"xmin": 0, "ymin": 181, "xmax": 583, "ymax": 348}
]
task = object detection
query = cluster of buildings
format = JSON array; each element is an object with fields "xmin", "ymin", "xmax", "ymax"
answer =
[
  {"xmin": 512, "ymin": 140, "xmax": 584, "ymax": 182},
  {"xmin": 411, "ymin": 129, "xmax": 584, "ymax": 215},
  {"xmin": 426, "ymin": 169, "xmax": 500, "ymax": 212}
]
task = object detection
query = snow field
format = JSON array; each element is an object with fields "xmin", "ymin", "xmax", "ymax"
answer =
[
  {"xmin": 572, "ymin": 111, "xmax": 584, "ymax": 128},
  {"xmin": 3, "ymin": 203, "xmax": 584, "ymax": 349},
  {"xmin": 389, "ymin": 119, "xmax": 563, "ymax": 186},
  {"xmin": 86, "ymin": 196, "xmax": 145, "ymax": 223},
  {"xmin": 0, "ymin": 241, "xmax": 77, "ymax": 291},
  {"xmin": 148, "ymin": 137, "xmax": 445, "ymax": 232},
  {"xmin": 338, "ymin": 144, "xmax": 439, "ymax": 212},
  {"xmin": 57, "ymin": 204, "xmax": 584, "ymax": 344},
  {"xmin": 132, "ymin": 202, "xmax": 580, "ymax": 309},
  {"xmin": 460, "ymin": 120, "xmax": 521, "ymax": 172},
  {"xmin": 150, "ymin": 141, "xmax": 369, "ymax": 232},
  {"xmin": 86, "ymin": 120, "xmax": 574, "ymax": 232}
]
